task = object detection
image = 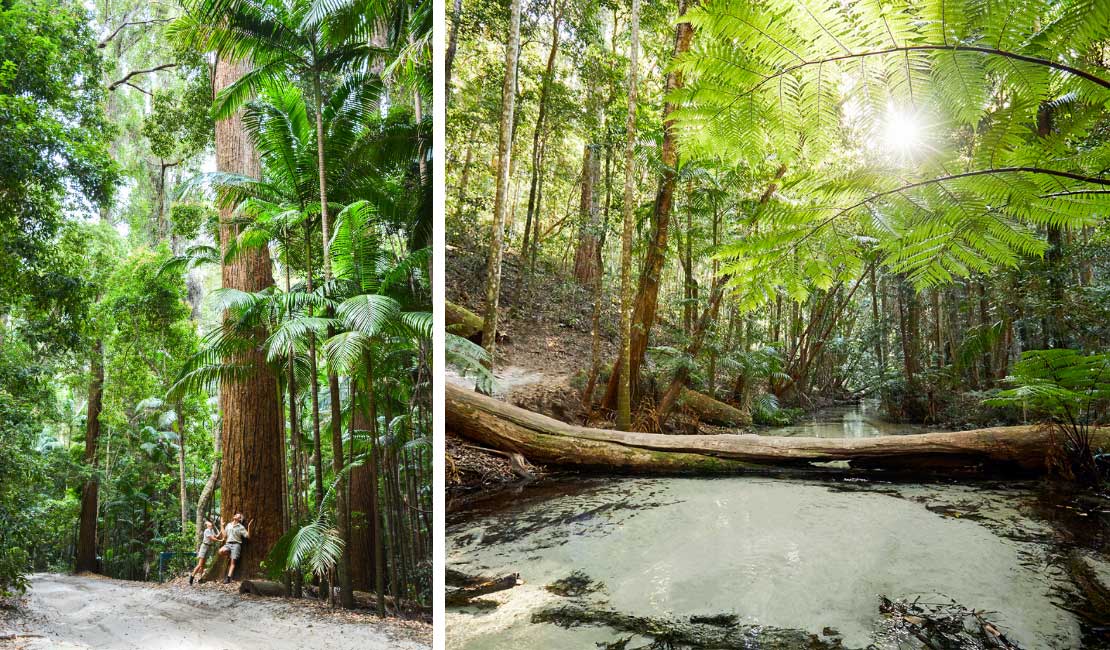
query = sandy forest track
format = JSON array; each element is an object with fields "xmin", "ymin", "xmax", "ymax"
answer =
[{"xmin": 0, "ymin": 573, "xmax": 429, "ymax": 650}]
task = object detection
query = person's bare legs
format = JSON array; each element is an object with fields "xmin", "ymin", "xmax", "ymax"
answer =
[
  {"xmin": 191, "ymin": 557, "xmax": 206, "ymax": 578},
  {"xmin": 227, "ymin": 557, "xmax": 236, "ymax": 580}
]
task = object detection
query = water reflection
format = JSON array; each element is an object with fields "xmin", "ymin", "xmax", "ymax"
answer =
[{"xmin": 765, "ymin": 400, "xmax": 930, "ymax": 438}]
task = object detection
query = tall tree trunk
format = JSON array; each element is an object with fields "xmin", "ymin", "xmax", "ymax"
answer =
[
  {"xmin": 616, "ymin": 0, "xmax": 640, "ymax": 431},
  {"xmin": 603, "ymin": 0, "xmax": 695, "ymax": 410},
  {"xmin": 480, "ymin": 0, "xmax": 523, "ymax": 372},
  {"xmin": 572, "ymin": 145, "xmax": 602, "ymax": 284},
  {"xmin": 521, "ymin": 0, "xmax": 563, "ymax": 271},
  {"xmin": 1045, "ymin": 226, "xmax": 1067, "ymax": 348},
  {"xmin": 658, "ymin": 276, "xmax": 728, "ymax": 425},
  {"xmin": 454, "ymin": 125, "xmax": 477, "ymax": 220},
  {"xmin": 445, "ymin": 0, "xmax": 462, "ymax": 100},
  {"xmin": 75, "ymin": 340, "xmax": 104, "ymax": 573},
  {"xmin": 304, "ymin": 230, "xmax": 324, "ymax": 513},
  {"xmin": 348, "ymin": 394, "xmax": 378, "ymax": 599},
  {"xmin": 213, "ymin": 56, "xmax": 284, "ymax": 579},
  {"xmin": 176, "ymin": 401, "xmax": 187, "ymax": 532},
  {"xmin": 311, "ymin": 71, "xmax": 354, "ymax": 609},
  {"xmin": 194, "ymin": 423, "xmax": 221, "ymax": 545},
  {"xmin": 870, "ymin": 265, "xmax": 885, "ymax": 373}
]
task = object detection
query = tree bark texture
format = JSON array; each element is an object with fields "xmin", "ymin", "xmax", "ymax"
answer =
[
  {"xmin": 480, "ymin": 0, "xmax": 523, "ymax": 370},
  {"xmin": 604, "ymin": 1, "xmax": 695, "ymax": 410},
  {"xmin": 572, "ymin": 143, "xmax": 604, "ymax": 285},
  {"xmin": 75, "ymin": 340, "xmax": 104, "ymax": 574},
  {"xmin": 213, "ymin": 56, "xmax": 284, "ymax": 579},
  {"xmin": 616, "ymin": 0, "xmax": 640, "ymax": 431}
]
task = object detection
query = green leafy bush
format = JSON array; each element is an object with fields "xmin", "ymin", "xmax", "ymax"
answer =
[{"xmin": 985, "ymin": 349, "xmax": 1110, "ymax": 482}]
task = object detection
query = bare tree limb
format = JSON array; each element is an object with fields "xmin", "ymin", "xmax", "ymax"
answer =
[
  {"xmin": 122, "ymin": 82, "xmax": 152, "ymax": 96},
  {"xmin": 108, "ymin": 64, "xmax": 178, "ymax": 91},
  {"xmin": 98, "ymin": 18, "xmax": 174, "ymax": 48}
]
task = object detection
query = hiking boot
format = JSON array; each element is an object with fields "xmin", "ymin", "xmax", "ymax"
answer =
[
  {"xmin": 189, "ymin": 575, "xmax": 194, "ymax": 586},
  {"xmin": 224, "ymin": 576, "xmax": 231, "ymax": 584}
]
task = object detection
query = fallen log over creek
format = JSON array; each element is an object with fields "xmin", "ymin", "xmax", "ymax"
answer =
[{"xmin": 446, "ymin": 383, "xmax": 1109, "ymax": 477}]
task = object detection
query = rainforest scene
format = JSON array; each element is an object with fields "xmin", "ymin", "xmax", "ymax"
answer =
[
  {"xmin": 1, "ymin": 0, "xmax": 432, "ymax": 647},
  {"xmin": 444, "ymin": 0, "xmax": 1110, "ymax": 647}
]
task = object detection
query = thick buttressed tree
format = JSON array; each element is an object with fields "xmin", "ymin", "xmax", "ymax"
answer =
[{"xmin": 212, "ymin": 57, "xmax": 285, "ymax": 578}]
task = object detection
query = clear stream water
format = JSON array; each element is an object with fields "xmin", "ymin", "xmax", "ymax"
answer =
[{"xmin": 447, "ymin": 404, "xmax": 1109, "ymax": 649}]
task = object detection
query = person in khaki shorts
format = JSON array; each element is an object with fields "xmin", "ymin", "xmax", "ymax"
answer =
[
  {"xmin": 189, "ymin": 520, "xmax": 223, "ymax": 585},
  {"xmin": 217, "ymin": 513, "xmax": 252, "ymax": 583}
]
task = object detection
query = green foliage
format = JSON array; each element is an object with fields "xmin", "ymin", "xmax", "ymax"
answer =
[
  {"xmin": 676, "ymin": 0, "xmax": 1110, "ymax": 296},
  {"xmin": 140, "ymin": 75, "xmax": 212, "ymax": 162},
  {"xmin": 0, "ymin": 0, "xmax": 117, "ymax": 309},
  {"xmin": 986, "ymin": 349, "xmax": 1110, "ymax": 423},
  {"xmin": 987, "ymin": 349, "xmax": 1110, "ymax": 482}
]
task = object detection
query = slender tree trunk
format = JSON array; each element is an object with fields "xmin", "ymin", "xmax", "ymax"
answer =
[
  {"xmin": 521, "ymin": 0, "xmax": 563, "ymax": 269},
  {"xmin": 572, "ymin": 145, "xmax": 602, "ymax": 284},
  {"xmin": 603, "ymin": 0, "xmax": 695, "ymax": 410},
  {"xmin": 75, "ymin": 340, "xmax": 104, "ymax": 573},
  {"xmin": 480, "ymin": 0, "xmax": 523, "ymax": 373},
  {"xmin": 194, "ymin": 424, "xmax": 221, "ymax": 546},
  {"xmin": 176, "ymin": 401, "xmax": 188, "ymax": 532},
  {"xmin": 658, "ymin": 276, "xmax": 728, "ymax": 425},
  {"xmin": 870, "ymin": 265, "xmax": 885, "ymax": 373},
  {"xmin": 367, "ymin": 356, "xmax": 386, "ymax": 614},
  {"xmin": 310, "ymin": 70, "xmax": 354, "ymax": 608},
  {"xmin": 454, "ymin": 125, "xmax": 477, "ymax": 220},
  {"xmin": 304, "ymin": 230, "xmax": 324, "ymax": 513},
  {"xmin": 616, "ymin": 0, "xmax": 640, "ymax": 431},
  {"xmin": 212, "ymin": 56, "xmax": 284, "ymax": 579},
  {"xmin": 445, "ymin": 0, "xmax": 462, "ymax": 100}
]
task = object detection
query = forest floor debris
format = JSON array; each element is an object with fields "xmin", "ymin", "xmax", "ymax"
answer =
[
  {"xmin": 0, "ymin": 573, "xmax": 430, "ymax": 650},
  {"xmin": 877, "ymin": 596, "xmax": 1022, "ymax": 649}
]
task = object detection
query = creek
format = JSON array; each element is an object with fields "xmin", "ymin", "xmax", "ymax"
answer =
[{"xmin": 447, "ymin": 403, "xmax": 1109, "ymax": 649}]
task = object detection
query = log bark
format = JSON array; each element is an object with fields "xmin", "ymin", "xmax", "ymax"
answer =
[
  {"xmin": 446, "ymin": 300, "xmax": 483, "ymax": 340},
  {"xmin": 447, "ymin": 384, "xmax": 1109, "ymax": 476},
  {"xmin": 678, "ymin": 388, "xmax": 751, "ymax": 427}
]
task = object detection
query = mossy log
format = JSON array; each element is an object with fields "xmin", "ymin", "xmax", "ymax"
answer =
[
  {"xmin": 446, "ymin": 300, "xmax": 483, "ymax": 340},
  {"xmin": 678, "ymin": 388, "xmax": 752, "ymax": 426},
  {"xmin": 447, "ymin": 384, "xmax": 1110, "ymax": 476}
]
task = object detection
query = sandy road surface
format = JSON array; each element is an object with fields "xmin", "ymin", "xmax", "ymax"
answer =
[{"xmin": 0, "ymin": 573, "xmax": 428, "ymax": 650}]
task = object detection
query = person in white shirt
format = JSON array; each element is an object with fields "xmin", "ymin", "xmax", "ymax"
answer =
[{"xmin": 217, "ymin": 513, "xmax": 252, "ymax": 583}]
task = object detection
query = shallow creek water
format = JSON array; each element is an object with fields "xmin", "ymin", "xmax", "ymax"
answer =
[
  {"xmin": 448, "ymin": 405, "xmax": 1109, "ymax": 649},
  {"xmin": 761, "ymin": 400, "xmax": 931, "ymax": 438}
]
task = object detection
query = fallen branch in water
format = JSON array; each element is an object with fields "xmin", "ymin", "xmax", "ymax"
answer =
[{"xmin": 445, "ymin": 572, "xmax": 521, "ymax": 607}]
